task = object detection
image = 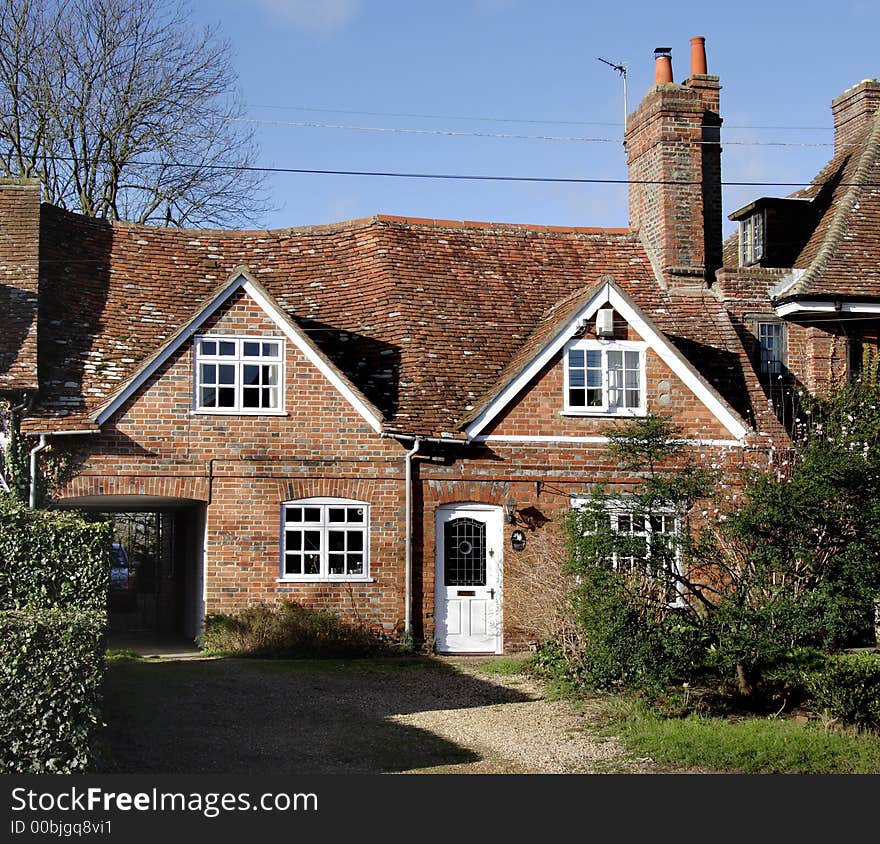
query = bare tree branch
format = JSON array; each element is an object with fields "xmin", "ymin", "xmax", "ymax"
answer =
[{"xmin": 0, "ymin": 0, "xmax": 268, "ymax": 227}]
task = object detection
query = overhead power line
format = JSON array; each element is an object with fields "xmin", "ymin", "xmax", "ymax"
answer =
[
  {"xmin": 38, "ymin": 154, "xmax": 873, "ymax": 187},
  {"xmin": 230, "ymin": 116, "xmax": 834, "ymax": 147},
  {"xmin": 245, "ymin": 103, "xmax": 832, "ymax": 133}
]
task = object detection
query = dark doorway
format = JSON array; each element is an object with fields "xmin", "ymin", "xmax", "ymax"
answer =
[
  {"xmin": 109, "ymin": 512, "xmax": 172, "ymax": 633},
  {"xmin": 103, "ymin": 506, "xmax": 203, "ymax": 639}
]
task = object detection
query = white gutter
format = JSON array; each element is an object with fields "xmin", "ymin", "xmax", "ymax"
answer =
[
  {"xmin": 28, "ymin": 434, "xmax": 48, "ymax": 509},
  {"xmin": 24, "ymin": 428, "xmax": 100, "ymax": 436},
  {"xmin": 775, "ymin": 300, "xmax": 880, "ymax": 318}
]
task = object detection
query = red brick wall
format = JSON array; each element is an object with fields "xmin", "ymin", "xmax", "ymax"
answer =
[
  {"xmin": 414, "ymin": 441, "xmax": 754, "ymax": 651},
  {"xmin": 716, "ymin": 267, "xmax": 852, "ymax": 397}
]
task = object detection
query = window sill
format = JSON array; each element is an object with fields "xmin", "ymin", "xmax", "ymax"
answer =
[
  {"xmin": 190, "ymin": 409, "xmax": 289, "ymax": 417},
  {"xmin": 560, "ymin": 409, "xmax": 647, "ymax": 418},
  {"xmin": 276, "ymin": 577, "xmax": 375, "ymax": 584}
]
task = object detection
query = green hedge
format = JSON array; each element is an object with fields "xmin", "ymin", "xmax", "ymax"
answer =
[
  {"xmin": 0, "ymin": 497, "xmax": 110, "ymax": 612},
  {"xmin": 0, "ymin": 609, "xmax": 106, "ymax": 772},
  {"xmin": 0, "ymin": 497, "xmax": 110, "ymax": 772},
  {"xmin": 808, "ymin": 653, "xmax": 880, "ymax": 730}
]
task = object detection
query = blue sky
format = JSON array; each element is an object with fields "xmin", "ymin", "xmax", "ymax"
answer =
[{"xmin": 190, "ymin": 0, "xmax": 879, "ymax": 236}]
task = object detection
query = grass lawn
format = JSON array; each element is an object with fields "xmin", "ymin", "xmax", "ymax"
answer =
[{"xmin": 601, "ymin": 698, "xmax": 880, "ymax": 774}]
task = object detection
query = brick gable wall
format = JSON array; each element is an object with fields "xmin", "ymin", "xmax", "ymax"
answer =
[
  {"xmin": 54, "ymin": 288, "xmax": 409, "ymax": 635},
  {"xmin": 481, "ymin": 312, "xmax": 734, "ymax": 442}
]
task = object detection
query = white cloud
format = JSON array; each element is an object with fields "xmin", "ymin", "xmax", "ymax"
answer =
[{"xmin": 256, "ymin": 0, "xmax": 362, "ymax": 33}]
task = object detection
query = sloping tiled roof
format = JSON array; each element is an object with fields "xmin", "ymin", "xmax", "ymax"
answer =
[{"xmin": 26, "ymin": 208, "xmax": 775, "ymax": 438}]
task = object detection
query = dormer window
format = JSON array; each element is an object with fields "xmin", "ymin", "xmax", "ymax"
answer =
[{"xmin": 740, "ymin": 210, "xmax": 765, "ymax": 266}]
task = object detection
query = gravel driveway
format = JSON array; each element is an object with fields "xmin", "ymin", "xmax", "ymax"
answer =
[{"xmin": 94, "ymin": 655, "xmax": 661, "ymax": 774}]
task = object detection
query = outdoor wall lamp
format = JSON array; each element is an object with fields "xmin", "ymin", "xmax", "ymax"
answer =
[{"xmin": 503, "ymin": 496, "xmax": 517, "ymax": 524}]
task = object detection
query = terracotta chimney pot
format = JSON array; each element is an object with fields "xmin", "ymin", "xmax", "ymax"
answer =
[
  {"xmin": 654, "ymin": 48, "xmax": 673, "ymax": 84},
  {"xmin": 690, "ymin": 36, "xmax": 707, "ymax": 76}
]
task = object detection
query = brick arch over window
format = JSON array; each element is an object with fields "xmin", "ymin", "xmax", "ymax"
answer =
[
  {"xmin": 56, "ymin": 475, "xmax": 210, "ymax": 501},
  {"xmin": 278, "ymin": 478, "xmax": 377, "ymax": 503}
]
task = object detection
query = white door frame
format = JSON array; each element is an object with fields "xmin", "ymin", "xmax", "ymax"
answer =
[{"xmin": 433, "ymin": 503, "xmax": 503, "ymax": 654}]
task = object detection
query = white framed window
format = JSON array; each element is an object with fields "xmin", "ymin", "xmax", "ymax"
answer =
[
  {"xmin": 740, "ymin": 210, "xmax": 765, "ymax": 266},
  {"xmin": 564, "ymin": 339, "xmax": 646, "ymax": 415},
  {"xmin": 571, "ymin": 496, "xmax": 683, "ymax": 602},
  {"xmin": 194, "ymin": 336, "xmax": 284, "ymax": 414},
  {"xmin": 281, "ymin": 498, "xmax": 370, "ymax": 581},
  {"xmin": 756, "ymin": 321, "xmax": 785, "ymax": 376}
]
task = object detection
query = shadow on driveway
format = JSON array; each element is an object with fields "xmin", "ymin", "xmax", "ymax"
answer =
[{"xmin": 94, "ymin": 657, "xmax": 533, "ymax": 774}]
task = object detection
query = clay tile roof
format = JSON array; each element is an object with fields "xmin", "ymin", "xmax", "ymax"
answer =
[{"xmin": 26, "ymin": 207, "xmax": 776, "ymax": 439}]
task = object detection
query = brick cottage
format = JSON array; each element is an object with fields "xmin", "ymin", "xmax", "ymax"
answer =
[{"xmin": 2, "ymin": 37, "xmax": 879, "ymax": 651}]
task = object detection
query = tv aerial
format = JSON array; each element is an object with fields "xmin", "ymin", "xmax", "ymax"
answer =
[{"xmin": 597, "ymin": 56, "xmax": 628, "ymax": 145}]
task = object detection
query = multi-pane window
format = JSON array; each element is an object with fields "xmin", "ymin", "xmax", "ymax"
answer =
[
  {"xmin": 565, "ymin": 340, "xmax": 646, "ymax": 414},
  {"xmin": 195, "ymin": 337, "xmax": 283, "ymax": 412},
  {"xmin": 609, "ymin": 509, "xmax": 679, "ymax": 573},
  {"xmin": 571, "ymin": 497, "xmax": 682, "ymax": 603},
  {"xmin": 740, "ymin": 211, "xmax": 765, "ymax": 266},
  {"xmin": 282, "ymin": 499, "xmax": 369, "ymax": 579},
  {"xmin": 757, "ymin": 322, "xmax": 784, "ymax": 375}
]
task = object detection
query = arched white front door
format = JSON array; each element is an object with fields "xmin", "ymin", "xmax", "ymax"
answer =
[{"xmin": 434, "ymin": 504, "xmax": 503, "ymax": 654}]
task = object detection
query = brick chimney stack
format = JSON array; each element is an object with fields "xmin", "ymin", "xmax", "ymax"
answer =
[
  {"xmin": 831, "ymin": 79, "xmax": 880, "ymax": 155},
  {"xmin": 0, "ymin": 178, "xmax": 41, "ymax": 392},
  {"xmin": 625, "ymin": 37, "xmax": 722, "ymax": 289}
]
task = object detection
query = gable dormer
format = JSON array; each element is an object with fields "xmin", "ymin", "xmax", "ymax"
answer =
[
  {"xmin": 462, "ymin": 278, "xmax": 751, "ymax": 443},
  {"xmin": 728, "ymin": 197, "xmax": 815, "ymax": 269}
]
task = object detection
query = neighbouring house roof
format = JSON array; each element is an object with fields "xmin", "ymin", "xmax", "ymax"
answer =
[
  {"xmin": 23, "ymin": 207, "xmax": 779, "ymax": 440},
  {"xmin": 723, "ymin": 110, "xmax": 880, "ymax": 302}
]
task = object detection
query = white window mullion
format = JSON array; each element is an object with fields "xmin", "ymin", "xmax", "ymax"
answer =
[
  {"xmin": 320, "ymin": 522, "xmax": 329, "ymax": 578},
  {"xmin": 601, "ymin": 348, "xmax": 610, "ymax": 412},
  {"xmin": 235, "ymin": 346, "xmax": 243, "ymax": 411}
]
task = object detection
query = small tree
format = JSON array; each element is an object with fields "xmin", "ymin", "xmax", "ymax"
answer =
[
  {"xmin": 566, "ymin": 415, "xmax": 716, "ymax": 693},
  {"xmin": 0, "ymin": 0, "xmax": 267, "ymax": 226}
]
